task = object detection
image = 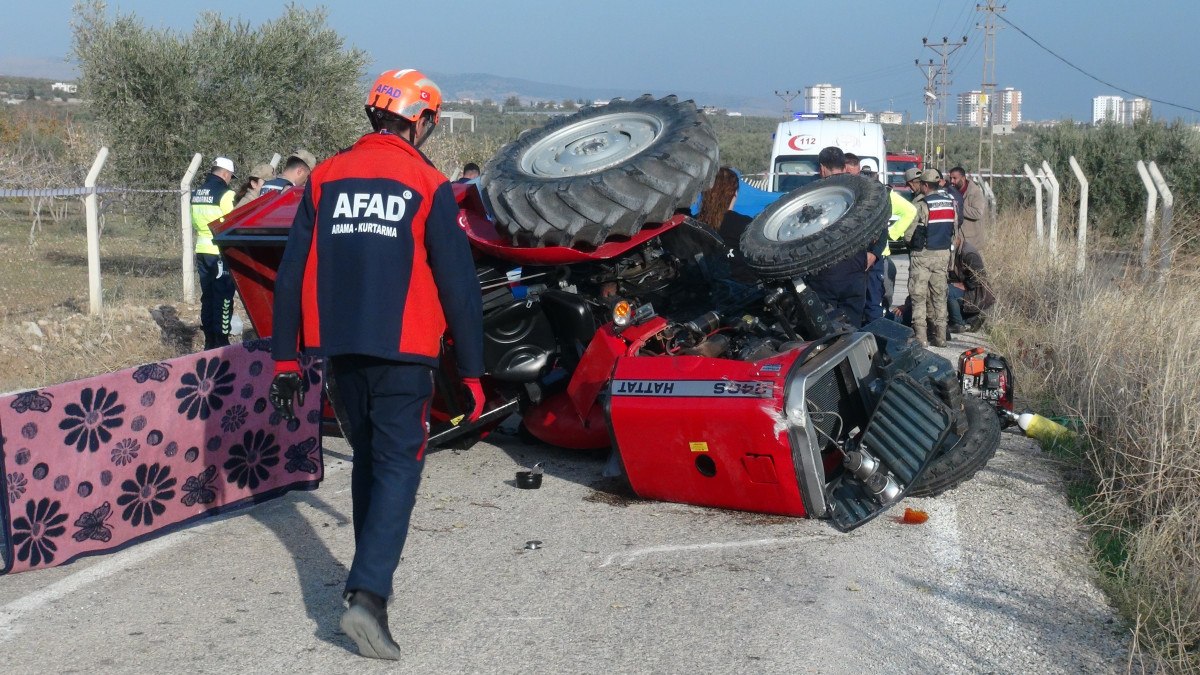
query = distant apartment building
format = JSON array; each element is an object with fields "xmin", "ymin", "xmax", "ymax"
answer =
[
  {"xmin": 995, "ymin": 87, "xmax": 1022, "ymax": 126},
  {"xmin": 957, "ymin": 88, "xmax": 1022, "ymax": 127},
  {"xmin": 51, "ymin": 82, "xmax": 78, "ymax": 94},
  {"xmin": 804, "ymin": 83, "xmax": 841, "ymax": 114},
  {"xmin": 1092, "ymin": 95, "xmax": 1151, "ymax": 125},
  {"xmin": 1093, "ymin": 95, "xmax": 1124, "ymax": 124},
  {"xmin": 1124, "ymin": 97, "xmax": 1151, "ymax": 124},
  {"xmin": 842, "ymin": 103, "xmax": 902, "ymax": 125},
  {"xmin": 957, "ymin": 91, "xmax": 985, "ymax": 127}
]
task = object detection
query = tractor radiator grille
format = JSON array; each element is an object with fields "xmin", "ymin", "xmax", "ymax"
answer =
[{"xmin": 804, "ymin": 360, "xmax": 867, "ymax": 447}]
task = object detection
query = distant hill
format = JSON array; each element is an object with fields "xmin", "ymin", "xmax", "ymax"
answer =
[
  {"xmin": 0, "ymin": 57, "xmax": 76, "ymax": 80},
  {"xmin": 429, "ymin": 71, "xmax": 781, "ymax": 118},
  {"xmin": 0, "ymin": 61, "xmax": 783, "ymax": 117}
]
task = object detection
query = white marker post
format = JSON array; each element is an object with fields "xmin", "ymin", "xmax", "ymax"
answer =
[
  {"xmin": 1147, "ymin": 162, "xmax": 1174, "ymax": 282},
  {"xmin": 1041, "ymin": 161, "xmax": 1060, "ymax": 256},
  {"xmin": 1022, "ymin": 164, "xmax": 1045, "ymax": 244},
  {"xmin": 1135, "ymin": 160, "xmax": 1158, "ymax": 276},
  {"xmin": 1068, "ymin": 156, "xmax": 1088, "ymax": 274},
  {"xmin": 180, "ymin": 153, "xmax": 203, "ymax": 304},
  {"xmin": 84, "ymin": 147, "xmax": 109, "ymax": 315}
]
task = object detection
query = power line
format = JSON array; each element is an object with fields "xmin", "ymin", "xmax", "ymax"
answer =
[
  {"xmin": 976, "ymin": 2, "xmax": 1005, "ymax": 184},
  {"xmin": 924, "ymin": 35, "xmax": 967, "ymax": 172},
  {"xmin": 996, "ymin": 12, "xmax": 1200, "ymax": 116},
  {"xmin": 925, "ymin": 0, "xmax": 945, "ymax": 42},
  {"xmin": 915, "ymin": 58, "xmax": 938, "ymax": 164},
  {"xmin": 949, "ymin": 3, "xmax": 974, "ymax": 45},
  {"xmin": 774, "ymin": 89, "xmax": 800, "ymax": 119}
]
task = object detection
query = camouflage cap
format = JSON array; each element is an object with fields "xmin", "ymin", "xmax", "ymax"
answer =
[
  {"xmin": 288, "ymin": 149, "xmax": 317, "ymax": 169},
  {"xmin": 903, "ymin": 167, "xmax": 922, "ymax": 182},
  {"xmin": 249, "ymin": 163, "xmax": 274, "ymax": 180}
]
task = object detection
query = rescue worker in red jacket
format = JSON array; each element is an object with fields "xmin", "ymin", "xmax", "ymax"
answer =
[{"xmin": 268, "ymin": 68, "xmax": 484, "ymax": 661}]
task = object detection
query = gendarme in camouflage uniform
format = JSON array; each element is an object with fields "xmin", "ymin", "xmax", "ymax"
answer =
[{"xmin": 904, "ymin": 169, "xmax": 958, "ymax": 346}]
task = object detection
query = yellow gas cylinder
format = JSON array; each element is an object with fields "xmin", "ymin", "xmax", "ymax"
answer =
[{"xmin": 1011, "ymin": 411, "xmax": 1076, "ymax": 446}]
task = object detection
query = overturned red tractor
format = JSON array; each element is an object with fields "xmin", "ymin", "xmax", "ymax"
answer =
[{"xmin": 214, "ymin": 95, "xmax": 1000, "ymax": 531}]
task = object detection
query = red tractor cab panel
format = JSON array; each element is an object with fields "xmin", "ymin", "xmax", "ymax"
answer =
[{"xmin": 609, "ymin": 351, "xmax": 810, "ymax": 517}]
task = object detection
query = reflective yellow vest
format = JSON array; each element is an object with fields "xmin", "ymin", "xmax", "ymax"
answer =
[
  {"xmin": 883, "ymin": 189, "xmax": 917, "ymax": 257},
  {"xmin": 190, "ymin": 173, "xmax": 235, "ymax": 255}
]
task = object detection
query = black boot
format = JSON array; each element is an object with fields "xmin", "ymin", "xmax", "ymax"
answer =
[{"xmin": 341, "ymin": 590, "xmax": 403, "ymax": 660}]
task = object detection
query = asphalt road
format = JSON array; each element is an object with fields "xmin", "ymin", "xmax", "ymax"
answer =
[{"xmin": 0, "ymin": 256, "xmax": 1129, "ymax": 673}]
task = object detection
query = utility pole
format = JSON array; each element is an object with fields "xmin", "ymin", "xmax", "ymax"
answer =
[
  {"xmin": 914, "ymin": 58, "xmax": 938, "ymax": 166},
  {"xmin": 976, "ymin": 1, "xmax": 1006, "ymax": 188},
  {"xmin": 774, "ymin": 89, "xmax": 800, "ymax": 119},
  {"xmin": 923, "ymin": 35, "xmax": 967, "ymax": 172}
]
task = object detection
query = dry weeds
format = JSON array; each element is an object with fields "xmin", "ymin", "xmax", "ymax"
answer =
[{"xmin": 985, "ymin": 211, "xmax": 1200, "ymax": 672}]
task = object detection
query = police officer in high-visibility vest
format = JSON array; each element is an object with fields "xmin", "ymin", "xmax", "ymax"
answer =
[
  {"xmin": 903, "ymin": 168, "xmax": 958, "ymax": 347},
  {"xmin": 191, "ymin": 156, "xmax": 237, "ymax": 349}
]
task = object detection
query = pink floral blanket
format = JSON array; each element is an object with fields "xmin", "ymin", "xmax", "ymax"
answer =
[{"xmin": 0, "ymin": 340, "xmax": 323, "ymax": 575}]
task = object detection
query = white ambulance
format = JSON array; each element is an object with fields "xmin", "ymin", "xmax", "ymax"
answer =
[{"xmin": 767, "ymin": 113, "xmax": 887, "ymax": 193}]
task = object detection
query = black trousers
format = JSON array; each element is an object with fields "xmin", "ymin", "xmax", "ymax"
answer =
[
  {"xmin": 864, "ymin": 256, "xmax": 887, "ymax": 324},
  {"xmin": 196, "ymin": 253, "xmax": 234, "ymax": 349},
  {"xmin": 328, "ymin": 356, "xmax": 434, "ymax": 600}
]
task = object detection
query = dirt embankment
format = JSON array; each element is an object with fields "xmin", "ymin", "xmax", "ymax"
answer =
[{"xmin": 0, "ymin": 303, "xmax": 189, "ymax": 394}]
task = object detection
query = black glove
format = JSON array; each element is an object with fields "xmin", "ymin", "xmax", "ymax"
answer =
[{"xmin": 269, "ymin": 372, "xmax": 306, "ymax": 421}]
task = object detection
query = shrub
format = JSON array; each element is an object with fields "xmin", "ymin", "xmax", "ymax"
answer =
[
  {"xmin": 70, "ymin": 1, "xmax": 367, "ymax": 225},
  {"xmin": 987, "ymin": 213, "xmax": 1200, "ymax": 672}
]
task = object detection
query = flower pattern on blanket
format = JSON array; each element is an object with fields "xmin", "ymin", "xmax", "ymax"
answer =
[{"xmin": 0, "ymin": 342, "xmax": 323, "ymax": 575}]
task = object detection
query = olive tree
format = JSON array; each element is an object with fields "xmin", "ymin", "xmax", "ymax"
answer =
[{"xmin": 71, "ymin": 1, "xmax": 368, "ymax": 223}]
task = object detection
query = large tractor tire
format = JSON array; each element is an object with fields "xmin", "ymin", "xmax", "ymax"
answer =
[
  {"xmin": 908, "ymin": 396, "xmax": 1002, "ymax": 498},
  {"xmin": 480, "ymin": 95, "xmax": 719, "ymax": 249},
  {"xmin": 739, "ymin": 174, "xmax": 890, "ymax": 280}
]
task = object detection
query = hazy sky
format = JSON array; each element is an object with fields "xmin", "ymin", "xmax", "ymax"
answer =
[{"xmin": 3, "ymin": 0, "xmax": 1198, "ymax": 122}]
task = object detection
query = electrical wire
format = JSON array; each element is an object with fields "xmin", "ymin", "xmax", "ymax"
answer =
[
  {"xmin": 997, "ymin": 12, "xmax": 1200, "ymax": 115},
  {"xmin": 925, "ymin": 0, "xmax": 944, "ymax": 41},
  {"xmin": 951, "ymin": 7, "xmax": 973, "ymax": 45}
]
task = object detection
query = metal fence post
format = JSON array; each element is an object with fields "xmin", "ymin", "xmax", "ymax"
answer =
[
  {"xmin": 180, "ymin": 153, "xmax": 203, "ymax": 304},
  {"xmin": 1023, "ymin": 164, "xmax": 1045, "ymax": 243},
  {"xmin": 1068, "ymin": 156, "xmax": 1089, "ymax": 274},
  {"xmin": 1041, "ymin": 160, "xmax": 1060, "ymax": 256},
  {"xmin": 84, "ymin": 147, "xmax": 110, "ymax": 315},
  {"xmin": 1147, "ymin": 162, "xmax": 1174, "ymax": 281},
  {"xmin": 1135, "ymin": 160, "xmax": 1158, "ymax": 276}
]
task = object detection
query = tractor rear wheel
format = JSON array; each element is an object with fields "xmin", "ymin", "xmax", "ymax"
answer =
[{"xmin": 480, "ymin": 95, "xmax": 719, "ymax": 249}]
